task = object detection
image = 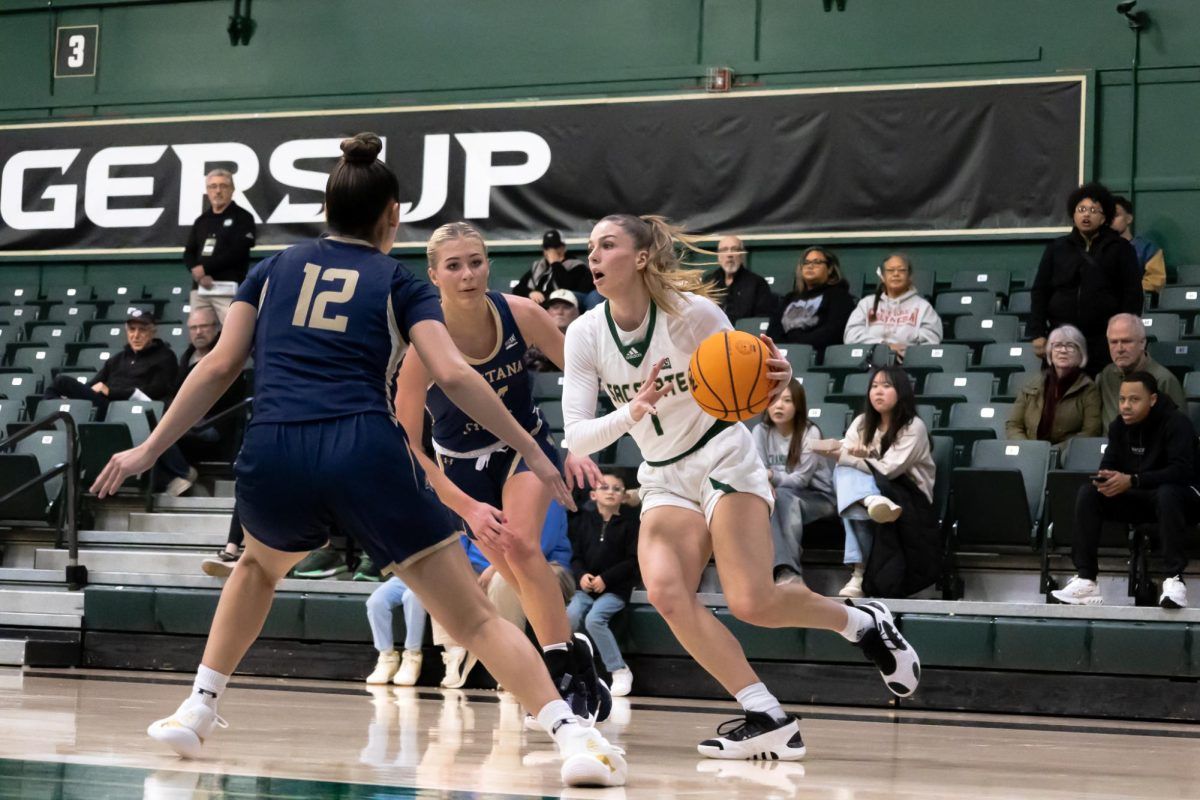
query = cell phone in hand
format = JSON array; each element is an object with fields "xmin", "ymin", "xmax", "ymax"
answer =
[{"xmin": 1089, "ymin": 473, "xmax": 1106, "ymax": 483}]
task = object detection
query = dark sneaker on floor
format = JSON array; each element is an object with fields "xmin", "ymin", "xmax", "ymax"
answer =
[
  {"xmin": 851, "ymin": 600, "xmax": 920, "ymax": 697},
  {"xmin": 291, "ymin": 545, "xmax": 348, "ymax": 579},
  {"xmin": 697, "ymin": 712, "xmax": 806, "ymax": 761},
  {"xmin": 353, "ymin": 555, "xmax": 382, "ymax": 582},
  {"xmin": 572, "ymin": 633, "xmax": 611, "ymax": 723}
]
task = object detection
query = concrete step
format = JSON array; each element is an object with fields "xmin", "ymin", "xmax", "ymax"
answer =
[
  {"xmin": 127, "ymin": 512, "xmax": 231, "ymax": 534},
  {"xmin": 0, "ymin": 568, "xmax": 65, "ymax": 584},
  {"xmin": 79, "ymin": 530, "xmax": 227, "ymax": 548},
  {"xmin": 36, "ymin": 547, "xmax": 209, "ymax": 575},
  {"xmin": 0, "ymin": 612, "xmax": 79, "ymax": 629},
  {"xmin": 153, "ymin": 496, "xmax": 234, "ymax": 512},
  {"xmin": 0, "ymin": 588, "xmax": 83, "ymax": 616},
  {"xmin": 213, "ymin": 479, "xmax": 236, "ymax": 497},
  {"xmin": 0, "ymin": 639, "xmax": 25, "ymax": 666}
]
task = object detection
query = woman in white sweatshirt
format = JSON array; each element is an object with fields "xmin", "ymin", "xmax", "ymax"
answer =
[
  {"xmin": 814, "ymin": 365, "xmax": 936, "ymax": 598},
  {"xmin": 752, "ymin": 379, "xmax": 837, "ymax": 585},
  {"xmin": 843, "ymin": 253, "xmax": 942, "ymax": 359}
]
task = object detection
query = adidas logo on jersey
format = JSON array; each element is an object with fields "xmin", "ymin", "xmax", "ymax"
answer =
[
  {"xmin": 504, "ymin": 334, "xmax": 519, "ymax": 350},
  {"xmin": 625, "ymin": 346, "xmax": 641, "ymax": 359}
]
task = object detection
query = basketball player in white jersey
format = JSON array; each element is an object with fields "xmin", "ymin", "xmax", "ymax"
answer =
[{"xmin": 562, "ymin": 214, "xmax": 920, "ymax": 760}]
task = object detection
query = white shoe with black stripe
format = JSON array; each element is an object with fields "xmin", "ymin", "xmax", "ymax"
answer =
[
  {"xmin": 696, "ymin": 712, "xmax": 806, "ymax": 761},
  {"xmin": 852, "ymin": 600, "xmax": 920, "ymax": 697}
]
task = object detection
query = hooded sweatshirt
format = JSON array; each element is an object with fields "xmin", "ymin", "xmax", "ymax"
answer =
[
  {"xmin": 843, "ymin": 288, "xmax": 942, "ymax": 347},
  {"xmin": 767, "ymin": 280, "xmax": 857, "ymax": 353},
  {"xmin": 752, "ymin": 422, "xmax": 834, "ymax": 495},
  {"xmin": 1100, "ymin": 395, "xmax": 1200, "ymax": 491}
]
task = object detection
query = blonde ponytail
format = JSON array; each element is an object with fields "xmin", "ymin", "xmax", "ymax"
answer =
[{"xmin": 599, "ymin": 214, "xmax": 721, "ymax": 315}]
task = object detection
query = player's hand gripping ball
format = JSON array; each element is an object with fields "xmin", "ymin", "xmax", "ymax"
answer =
[{"xmin": 688, "ymin": 330, "xmax": 772, "ymax": 422}]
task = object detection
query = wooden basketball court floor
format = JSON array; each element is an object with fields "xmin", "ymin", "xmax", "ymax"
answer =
[{"xmin": 1, "ymin": 668, "xmax": 1197, "ymax": 799}]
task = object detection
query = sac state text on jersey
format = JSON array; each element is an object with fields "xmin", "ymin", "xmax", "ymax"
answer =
[{"xmin": 605, "ymin": 367, "xmax": 690, "ymax": 404}]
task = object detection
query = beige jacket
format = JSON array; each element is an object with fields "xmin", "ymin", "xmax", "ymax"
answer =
[{"xmin": 839, "ymin": 415, "xmax": 936, "ymax": 502}]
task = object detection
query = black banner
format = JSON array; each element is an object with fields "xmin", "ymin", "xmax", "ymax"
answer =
[{"xmin": 0, "ymin": 77, "xmax": 1084, "ymax": 254}]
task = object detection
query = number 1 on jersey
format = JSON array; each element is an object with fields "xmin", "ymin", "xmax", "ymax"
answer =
[{"xmin": 292, "ymin": 263, "xmax": 359, "ymax": 333}]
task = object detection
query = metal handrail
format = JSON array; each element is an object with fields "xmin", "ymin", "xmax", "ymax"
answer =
[{"xmin": 0, "ymin": 410, "xmax": 84, "ymax": 589}]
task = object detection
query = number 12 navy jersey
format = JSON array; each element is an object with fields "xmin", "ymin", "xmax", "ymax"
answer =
[{"xmin": 234, "ymin": 236, "xmax": 443, "ymax": 425}]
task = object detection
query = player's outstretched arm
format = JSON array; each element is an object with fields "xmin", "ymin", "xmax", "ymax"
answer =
[
  {"xmin": 409, "ymin": 320, "xmax": 575, "ymax": 511},
  {"xmin": 91, "ymin": 302, "xmax": 254, "ymax": 497}
]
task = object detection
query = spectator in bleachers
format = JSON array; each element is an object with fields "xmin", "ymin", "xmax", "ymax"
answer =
[
  {"xmin": 566, "ymin": 471, "xmax": 639, "ymax": 697},
  {"xmin": 524, "ymin": 289, "xmax": 580, "ymax": 373},
  {"xmin": 155, "ymin": 307, "xmax": 248, "ymax": 495},
  {"xmin": 1111, "ymin": 195, "xmax": 1167, "ymax": 293},
  {"xmin": 812, "ymin": 366, "xmax": 936, "ymax": 598},
  {"xmin": 42, "ymin": 309, "xmax": 176, "ymax": 417},
  {"xmin": 843, "ymin": 253, "xmax": 942, "ymax": 359},
  {"xmin": 766, "ymin": 246, "xmax": 857, "ymax": 358},
  {"xmin": 752, "ymin": 378, "xmax": 836, "ymax": 585},
  {"xmin": 183, "ymin": 168, "xmax": 256, "ymax": 323},
  {"xmin": 435, "ymin": 501, "xmax": 574, "ymax": 688},
  {"xmin": 1052, "ymin": 372, "xmax": 1199, "ymax": 609},
  {"xmin": 1005, "ymin": 324, "xmax": 1101, "ymax": 444},
  {"xmin": 702, "ymin": 234, "xmax": 776, "ymax": 324},
  {"xmin": 1028, "ymin": 182, "xmax": 1142, "ymax": 373},
  {"xmin": 364, "ymin": 575, "xmax": 429, "ymax": 686},
  {"xmin": 1097, "ymin": 314, "xmax": 1185, "ymax": 428},
  {"xmin": 513, "ymin": 229, "xmax": 593, "ymax": 305}
]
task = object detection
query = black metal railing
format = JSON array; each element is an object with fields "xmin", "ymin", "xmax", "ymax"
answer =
[{"xmin": 0, "ymin": 411, "xmax": 84, "ymax": 590}]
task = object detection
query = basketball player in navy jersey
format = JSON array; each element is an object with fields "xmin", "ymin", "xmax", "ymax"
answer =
[
  {"xmin": 394, "ymin": 222, "xmax": 610, "ymax": 724},
  {"xmin": 92, "ymin": 133, "xmax": 626, "ymax": 788}
]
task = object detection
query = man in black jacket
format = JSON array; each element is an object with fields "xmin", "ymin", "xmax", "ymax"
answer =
[
  {"xmin": 183, "ymin": 168, "xmax": 256, "ymax": 323},
  {"xmin": 1052, "ymin": 372, "xmax": 1200, "ymax": 609},
  {"xmin": 513, "ymin": 229, "xmax": 594, "ymax": 304},
  {"xmin": 1028, "ymin": 182, "xmax": 1142, "ymax": 374},
  {"xmin": 566, "ymin": 471, "xmax": 640, "ymax": 696},
  {"xmin": 43, "ymin": 309, "xmax": 177, "ymax": 418},
  {"xmin": 703, "ymin": 234, "xmax": 776, "ymax": 324}
]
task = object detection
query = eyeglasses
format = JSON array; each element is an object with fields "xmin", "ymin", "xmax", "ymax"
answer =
[
  {"xmin": 188, "ymin": 322, "xmax": 218, "ymax": 332},
  {"xmin": 801, "ymin": 259, "xmax": 829, "ymax": 267},
  {"xmin": 717, "ymin": 248, "xmax": 746, "ymax": 254},
  {"xmin": 882, "ymin": 268, "xmax": 908, "ymax": 276},
  {"xmin": 1050, "ymin": 342, "xmax": 1081, "ymax": 352},
  {"xmin": 1075, "ymin": 205, "xmax": 1104, "ymax": 216},
  {"xmin": 206, "ymin": 183, "xmax": 233, "ymax": 191}
]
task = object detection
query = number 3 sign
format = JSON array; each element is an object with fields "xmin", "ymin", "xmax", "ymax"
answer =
[{"xmin": 54, "ymin": 25, "xmax": 99, "ymax": 78}]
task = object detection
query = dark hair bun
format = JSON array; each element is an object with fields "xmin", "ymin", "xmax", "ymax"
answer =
[{"xmin": 341, "ymin": 132, "xmax": 383, "ymax": 165}]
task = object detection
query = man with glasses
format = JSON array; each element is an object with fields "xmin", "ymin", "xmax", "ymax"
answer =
[
  {"xmin": 156, "ymin": 307, "xmax": 248, "ymax": 496},
  {"xmin": 182, "ymin": 168, "xmax": 256, "ymax": 323},
  {"xmin": 703, "ymin": 234, "xmax": 777, "ymax": 324},
  {"xmin": 1028, "ymin": 182, "xmax": 1142, "ymax": 374},
  {"xmin": 1096, "ymin": 313, "xmax": 1184, "ymax": 428}
]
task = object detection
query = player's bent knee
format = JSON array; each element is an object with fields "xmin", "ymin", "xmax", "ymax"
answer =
[
  {"xmin": 645, "ymin": 581, "xmax": 695, "ymax": 620},
  {"xmin": 725, "ymin": 589, "xmax": 779, "ymax": 627}
]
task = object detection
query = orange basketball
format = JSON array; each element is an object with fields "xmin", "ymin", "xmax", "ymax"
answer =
[{"xmin": 688, "ymin": 330, "xmax": 772, "ymax": 422}]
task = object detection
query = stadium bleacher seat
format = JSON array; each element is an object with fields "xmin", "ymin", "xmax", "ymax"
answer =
[
  {"xmin": 1006, "ymin": 289, "xmax": 1032, "ymax": 319},
  {"xmin": 42, "ymin": 303, "xmax": 95, "ymax": 325},
  {"xmin": 950, "ymin": 314, "xmax": 1021, "ymax": 347},
  {"xmin": 807, "ymin": 402, "xmax": 853, "ymax": 436},
  {"xmin": 934, "ymin": 401, "xmax": 1014, "ymax": 465},
  {"xmin": 605, "ymin": 435, "xmax": 641, "ymax": 469},
  {"xmin": 791, "ymin": 372, "xmax": 830, "ymax": 405},
  {"xmin": 159, "ymin": 322, "xmax": 189, "ymax": 355},
  {"xmin": 531, "ymin": 371, "xmax": 564, "ymax": 401},
  {"xmin": 1157, "ymin": 286, "xmax": 1200, "ymax": 324},
  {"xmin": 995, "ymin": 370, "xmax": 1039, "ymax": 403},
  {"xmin": 33, "ymin": 398, "xmax": 93, "ymax": 425},
  {"xmin": 14, "ymin": 430, "xmax": 68, "ymax": 508},
  {"xmin": 945, "ymin": 439, "xmax": 1053, "ymax": 598},
  {"xmin": 539, "ymin": 401, "xmax": 565, "ymax": 432},
  {"xmin": 950, "ymin": 269, "xmax": 1011, "ymax": 298},
  {"xmin": 1174, "ymin": 265, "xmax": 1200, "ymax": 286},
  {"xmin": 733, "ymin": 317, "xmax": 770, "ymax": 335},
  {"xmin": 776, "ymin": 344, "xmax": 815, "ymax": 374},
  {"xmin": 921, "ymin": 372, "xmax": 996, "ymax": 420},
  {"xmin": 819, "ymin": 344, "xmax": 890, "ymax": 388},
  {"xmin": 1183, "ymin": 371, "xmax": 1200, "ymax": 400},
  {"xmin": 0, "ymin": 373, "xmax": 37, "ymax": 398},
  {"xmin": 916, "ymin": 403, "xmax": 940, "ymax": 431},
  {"xmin": 0, "ymin": 305, "xmax": 39, "ymax": 326},
  {"xmin": 10, "ymin": 343, "xmax": 66, "ymax": 374},
  {"xmin": 79, "ymin": 422, "xmax": 138, "ymax": 491},
  {"xmin": 1147, "ymin": 341, "xmax": 1200, "ymax": 382},
  {"xmin": 0, "ymin": 286, "xmax": 37, "ymax": 305},
  {"xmin": 902, "ymin": 344, "xmax": 971, "ymax": 384},
  {"xmin": 1141, "ymin": 313, "xmax": 1182, "ymax": 342},
  {"xmin": 934, "ymin": 290, "xmax": 997, "ymax": 319},
  {"xmin": 105, "ymin": 400, "xmax": 163, "ymax": 445},
  {"xmin": 972, "ymin": 342, "xmax": 1041, "ymax": 380}
]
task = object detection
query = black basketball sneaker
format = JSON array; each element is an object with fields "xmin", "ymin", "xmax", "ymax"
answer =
[
  {"xmin": 696, "ymin": 712, "xmax": 806, "ymax": 761},
  {"xmin": 573, "ymin": 633, "xmax": 612, "ymax": 724},
  {"xmin": 851, "ymin": 600, "xmax": 921, "ymax": 697}
]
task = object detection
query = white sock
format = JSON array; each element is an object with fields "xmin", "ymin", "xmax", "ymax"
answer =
[
  {"xmin": 190, "ymin": 665, "xmax": 230, "ymax": 708},
  {"xmin": 542, "ymin": 642, "xmax": 569, "ymax": 653},
  {"xmin": 839, "ymin": 605, "xmax": 874, "ymax": 643},
  {"xmin": 734, "ymin": 682, "xmax": 787, "ymax": 723},
  {"xmin": 537, "ymin": 699, "xmax": 580, "ymax": 747}
]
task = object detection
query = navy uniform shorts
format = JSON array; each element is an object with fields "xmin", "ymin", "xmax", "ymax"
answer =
[
  {"xmin": 235, "ymin": 413, "xmax": 458, "ymax": 573},
  {"xmin": 436, "ymin": 427, "xmax": 561, "ymax": 512}
]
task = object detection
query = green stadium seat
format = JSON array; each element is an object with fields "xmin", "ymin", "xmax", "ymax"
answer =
[
  {"xmin": 1158, "ymin": 286, "xmax": 1200, "ymax": 322},
  {"xmin": 42, "ymin": 285, "xmax": 90, "ymax": 305},
  {"xmin": 88, "ymin": 284, "xmax": 141, "ymax": 305},
  {"xmin": 0, "ymin": 400, "xmax": 23, "ymax": 428},
  {"xmin": 972, "ymin": 342, "xmax": 1041, "ymax": 380},
  {"xmin": 911, "ymin": 270, "xmax": 936, "ymax": 298},
  {"xmin": 0, "ymin": 286, "xmax": 38, "ymax": 305},
  {"xmin": 42, "ymin": 302, "xmax": 96, "ymax": 325},
  {"xmin": 87, "ymin": 323, "xmax": 127, "ymax": 347},
  {"xmin": 1148, "ymin": 341, "xmax": 1200, "ymax": 382},
  {"xmin": 827, "ymin": 371, "xmax": 874, "ymax": 406},
  {"xmin": 10, "ymin": 343, "xmax": 66, "ymax": 373},
  {"xmin": 806, "ymin": 402, "xmax": 853, "ymax": 436},
  {"xmin": 105, "ymin": 400, "xmax": 164, "ymax": 445},
  {"xmin": 930, "ymin": 434, "xmax": 955, "ymax": 526},
  {"xmin": 733, "ymin": 317, "xmax": 770, "ymax": 335},
  {"xmin": 1006, "ymin": 289, "xmax": 1032, "ymax": 318},
  {"xmin": 27, "ymin": 322, "xmax": 82, "ymax": 345},
  {"xmin": 950, "ymin": 269, "xmax": 1012, "ymax": 298},
  {"xmin": 916, "ymin": 403, "xmax": 940, "ymax": 431},
  {"xmin": 776, "ymin": 344, "xmax": 814, "ymax": 373},
  {"xmin": 539, "ymin": 401, "xmax": 564, "ymax": 432},
  {"xmin": 934, "ymin": 290, "xmax": 997, "ymax": 319},
  {"xmin": 933, "ymin": 401, "xmax": 1014, "ymax": 466},
  {"xmin": 34, "ymin": 398, "xmax": 93, "ymax": 425},
  {"xmin": 143, "ymin": 281, "xmax": 190, "ymax": 303},
  {"xmin": 791, "ymin": 372, "xmax": 830, "ymax": 405},
  {"xmin": 0, "ymin": 305, "xmax": 39, "ymax": 326},
  {"xmin": 0, "ymin": 453, "xmax": 50, "ymax": 521},
  {"xmin": 159, "ymin": 322, "xmax": 189, "ymax": 355},
  {"xmin": 1175, "ymin": 265, "xmax": 1200, "ymax": 286},
  {"xmin": 1141, "ymin": 313, "xmax": 1182, "ymax": 342},
  {"xmin": 79, "ymin": 422, "xmax": 137, "ymax": 490},
  {"xmin": 951, "ymin": 314, "xmax": 1021, "ymax": 346},
  {"xmin": 0, "ymin": 324, "xmax": 17, "ymax": 350},
  {"xmin": 1184, "ymin": 371, "xmax": 1200, "ymax": 400},
  {"xmin": 0, "ymin": 373, "xmax": 38, "ymax": 398},
  {"xmin": 605, "ymin": 435, "xmax": 641, "ymax": 469},
  {"xmin": 819, "ymin": 344, "xmax": 890, "ymax": 388},
  {"xmin": 922, "ymin": 371, "xmax": 996, "ymax": 420},
  {"xmin": 900, "ymin": 344, "xmax": 971, "ymax": 383},
  {"xmin": 995, "ymin": 370, "xmax": 1040, "ymax": 403},
  {"xmin": 14, "ymin": 430, "xmax": 68, "ymax": 507}
]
